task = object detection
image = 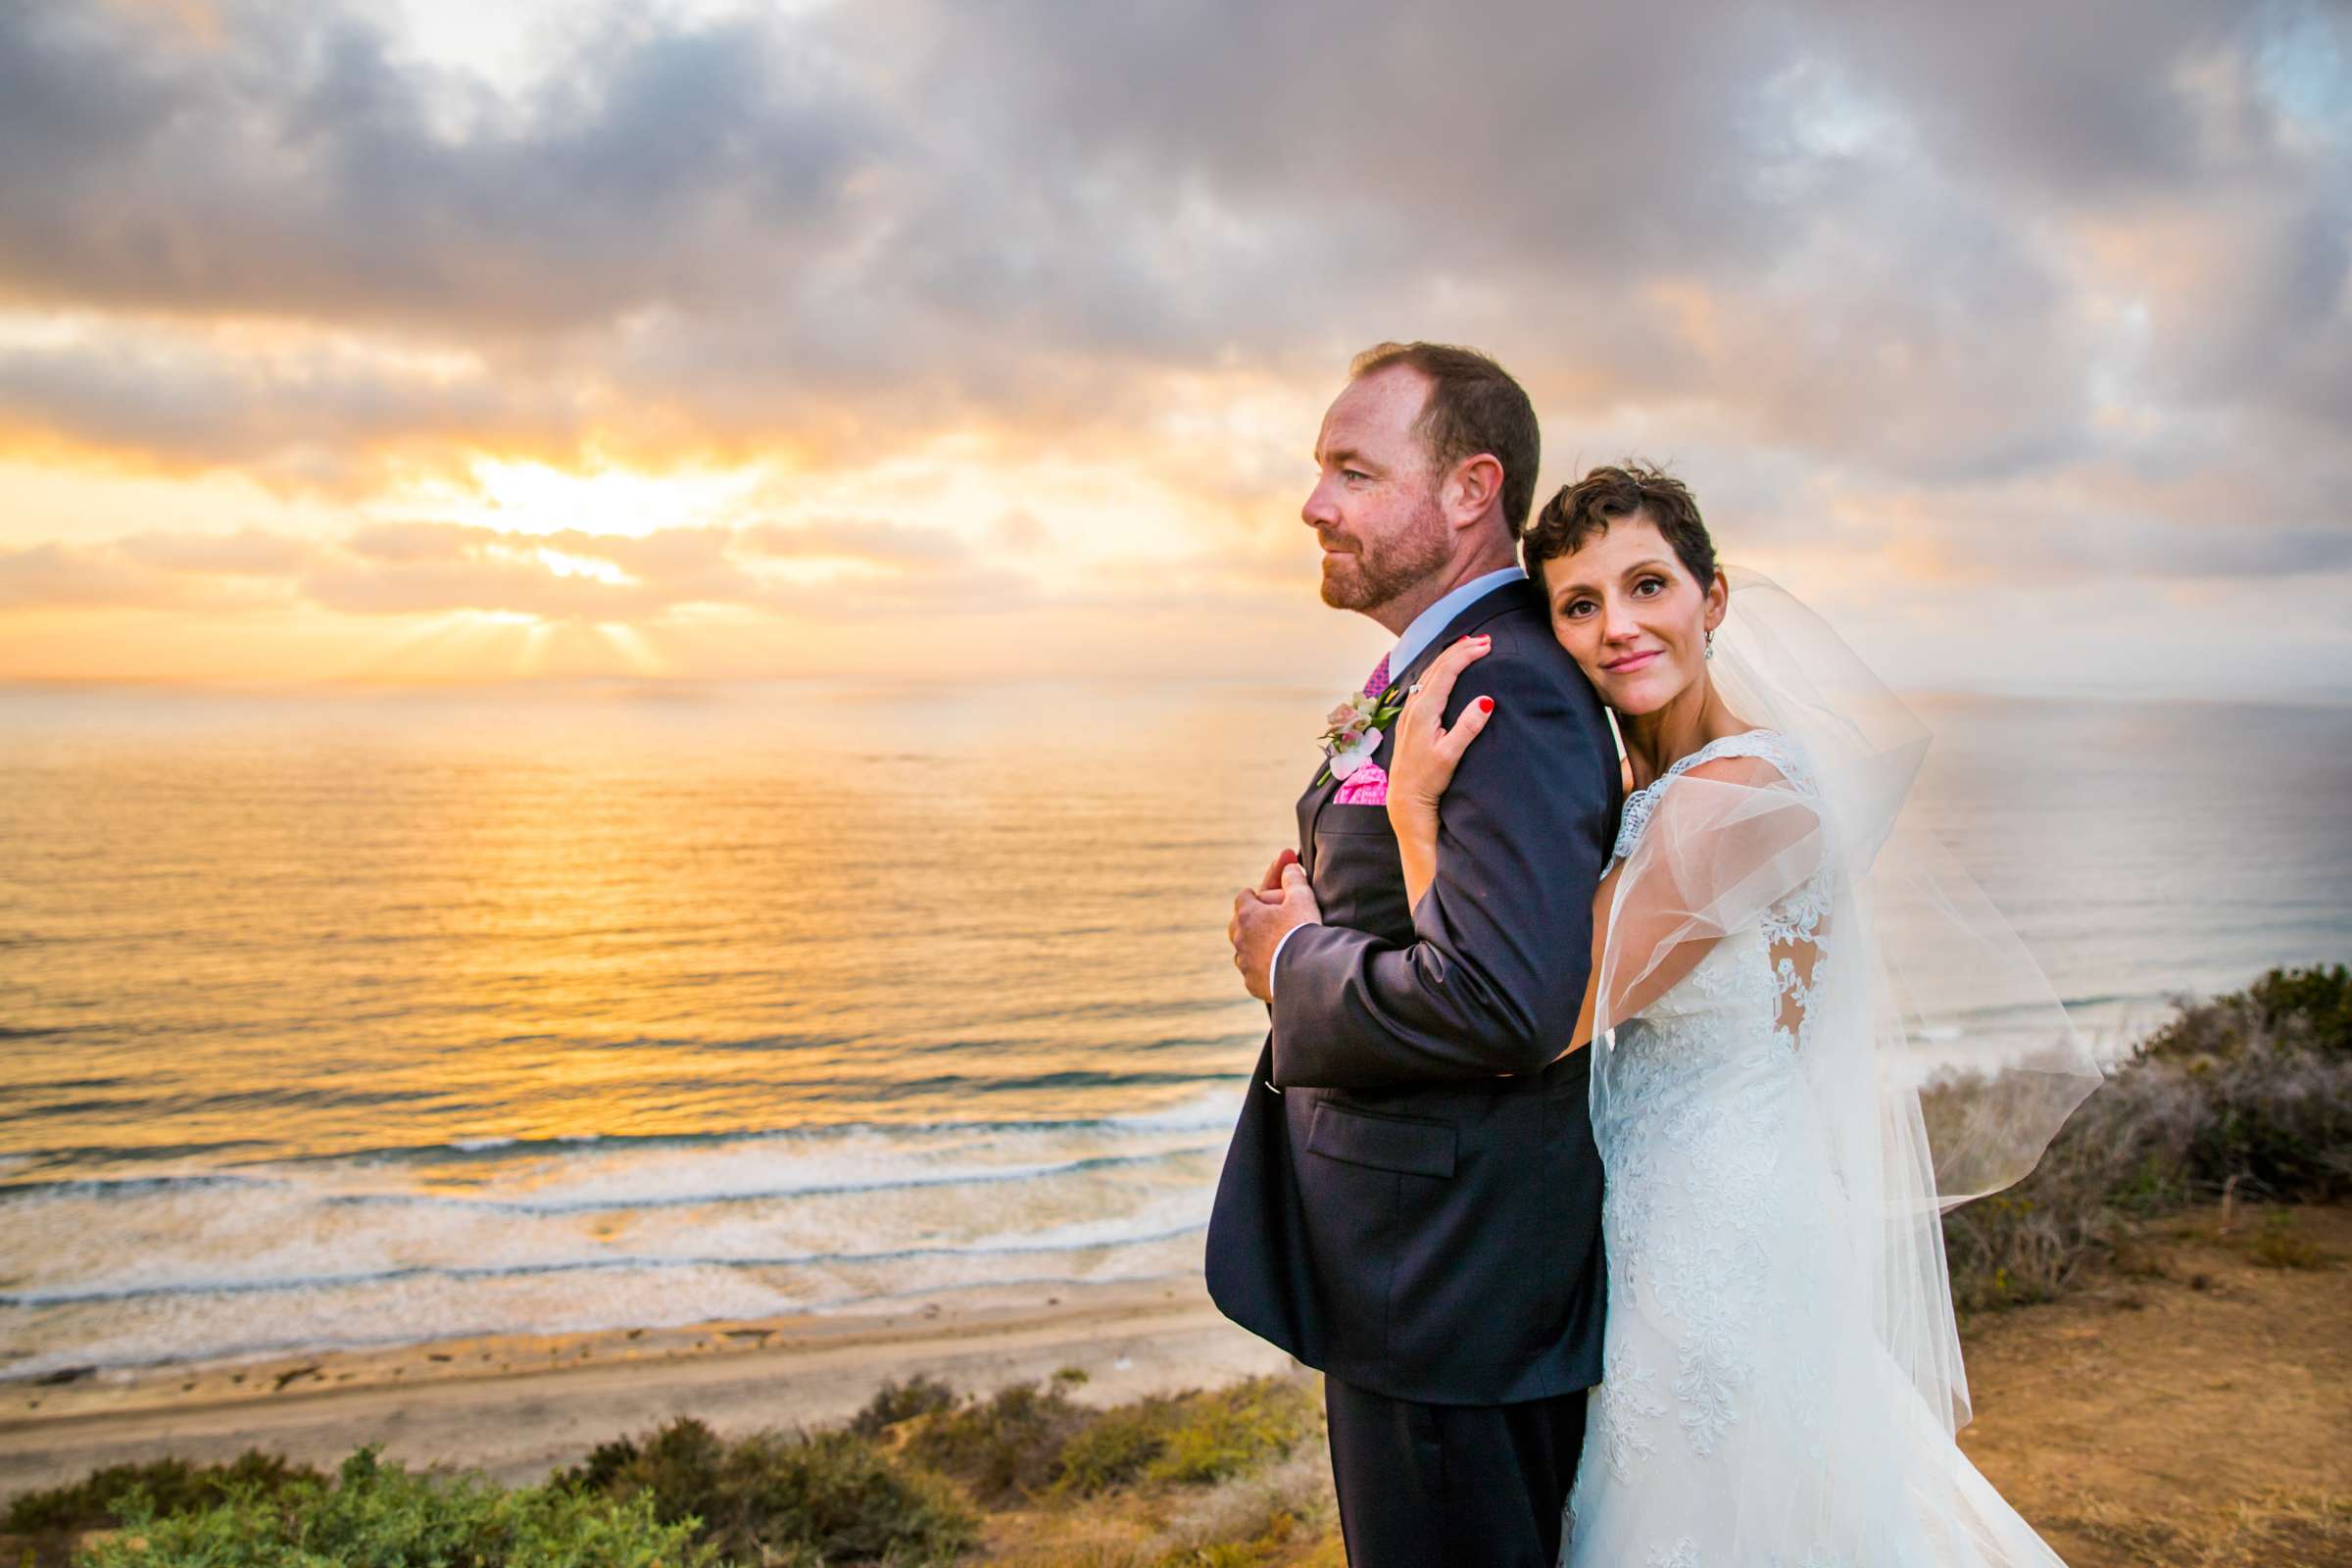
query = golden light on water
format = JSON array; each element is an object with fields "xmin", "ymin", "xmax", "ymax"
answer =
[{"xmin": 4, "ymin": 675, "xmax": 2343, "ymax": 1374}]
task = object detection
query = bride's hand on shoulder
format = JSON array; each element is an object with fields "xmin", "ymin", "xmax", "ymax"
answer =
[{"xmin": 1386, "ymin": 634, "xmax": 1494, "ymax": 835}]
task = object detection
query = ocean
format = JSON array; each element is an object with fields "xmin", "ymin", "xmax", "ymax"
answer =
[{"xmin": 2, "ymin": 680, "xmax": 2347, "ymax": 1381}]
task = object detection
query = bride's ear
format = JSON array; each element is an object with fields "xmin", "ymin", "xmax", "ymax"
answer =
[{"xmin": 1703, "ymin": 570, "xmax": 1729, "ymax": 633}]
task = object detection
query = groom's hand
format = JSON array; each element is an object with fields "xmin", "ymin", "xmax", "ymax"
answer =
[{"xmin": 1230, "ymin": 860, "xmax": 1320, "ymax": 1004}]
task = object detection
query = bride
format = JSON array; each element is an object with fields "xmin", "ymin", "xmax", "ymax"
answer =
[{"xmin": 1385, "ymin": 464, "xmax": 2101, "ymax": 1566}]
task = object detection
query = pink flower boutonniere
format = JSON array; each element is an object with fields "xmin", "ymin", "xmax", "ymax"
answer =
[{"xmin": 1316, "ymin": 684, "xmax": 1406, "ymax": 786}]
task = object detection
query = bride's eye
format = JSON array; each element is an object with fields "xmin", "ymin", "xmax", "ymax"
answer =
[
  {"xmin": 1633, "ymin": 575, "xmax": 1666, "ymax": 597},
  {"xmin": 1561, "ymin": 599, "xmax": 1595, "ymax": 619}
]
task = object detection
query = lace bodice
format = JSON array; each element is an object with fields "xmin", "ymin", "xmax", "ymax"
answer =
[
  {"xmin": 1608, "ymin": 728, "xmax": 1832, "ymax": 1054},
  {"xmin": 1610, "ymin": 727, "xmax": 1816, "ymax": 865}
]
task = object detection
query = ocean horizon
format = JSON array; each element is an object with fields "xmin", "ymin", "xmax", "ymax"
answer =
[{"xmin": 3, "ymin": 679, "xmax": 2347, "ymax": 1382}]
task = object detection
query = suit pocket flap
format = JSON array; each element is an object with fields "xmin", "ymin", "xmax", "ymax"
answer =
[
  {"xmin": 1313, "ymin": 803, "xmax": 1396, "ymax": 837},
  {"xmin": 1305, "ymin": 1102, "xmax": 1456, "ymax": 1179}
]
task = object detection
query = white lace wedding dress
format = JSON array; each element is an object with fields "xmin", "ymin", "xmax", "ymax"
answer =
[{"xmin": 1559, "ymin": 728, "xmax": 2069, "ymax": 1568}]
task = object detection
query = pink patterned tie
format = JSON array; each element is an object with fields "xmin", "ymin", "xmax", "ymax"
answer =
[{"xmin": 1363, "ymin": 652, "xmax": 1392, "ymax": 698}]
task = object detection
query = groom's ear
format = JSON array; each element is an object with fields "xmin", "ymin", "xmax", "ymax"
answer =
[{"xmin": 1442, "ymin": 452, "xmax": 1505, "ymax": 531}]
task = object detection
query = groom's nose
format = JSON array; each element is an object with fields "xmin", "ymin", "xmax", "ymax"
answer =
[{"xmin": 1301, "ymin": 475, "xmax": 1342, "ymax": 529}]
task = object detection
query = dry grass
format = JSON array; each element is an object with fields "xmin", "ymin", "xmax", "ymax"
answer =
[
  {"xmin": 2245, "ymin": 1206, "xmax": 2344, "ymax": 1271},
  {"xmin": 2040, "ymin": 1489, "xmax": 2352, "ymax": 1568},
  {"xmin": 982, "ymin": 1443, "xmax": 1343, "ymax": 1568}
]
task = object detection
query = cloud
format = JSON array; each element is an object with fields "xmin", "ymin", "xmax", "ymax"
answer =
[
  {"xmin": 0, "ymin": 535, "xmax": 302, "ymax": 610},
  {"xmin": 0, "ymin": 3, "xmax": 883, "ymax": 335},
  {"xmin": 0, "ymin": 0, "xmax": 2343, "ymax": 687},
  {"xmin": 0, "ymin": 515, "xmax": 1024, "ymax": 624},
  {"xmin": 738, "ymin": 518, "xmax": 972, "ymax": 565},
  {"xmin": 2, "ymin": 1, "xmax": 2339, "ymax": 469},
  {"xmin": 113, "ymin": 524, "xmax": 318, "ymax": 573}
]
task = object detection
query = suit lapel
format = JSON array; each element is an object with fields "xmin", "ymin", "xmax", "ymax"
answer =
[
  {"xmin": 1384, "ymin": 577, "xmax": 1536, "ymax": 710},
  {"xmin": 1297, "ymin": 760, "xmax": 1346, "ymax": 880},
  {"xmin": 1295, "ymin": 579, "xmax": 1536, "ymax": 879}
]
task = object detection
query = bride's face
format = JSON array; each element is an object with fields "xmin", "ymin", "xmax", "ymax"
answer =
[{"xmin": 1541, "ymin": 515, "xmax": 1726, "ymax": 716}]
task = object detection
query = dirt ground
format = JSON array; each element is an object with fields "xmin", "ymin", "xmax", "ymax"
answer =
[
  {"xmin": 4, "ymin": 1204, "xmax": 2344, "ymax": 1567},
  {"xmin": 1954, "ymin": 1202, "xmax": 2350, "ymax": 1567},
  {"xmin": 980, "ymin": 1201, "xmax": 2352, "ymax": 1567}
]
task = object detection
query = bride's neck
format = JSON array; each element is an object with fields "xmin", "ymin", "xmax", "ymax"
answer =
[{"xmin": 1615, "ymin": 674, "xmax": 1748, "ymax": 791}]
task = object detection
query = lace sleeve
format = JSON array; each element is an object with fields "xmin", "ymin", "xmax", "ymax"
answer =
[{"xmin": 1596, "ymin": 732, "xmax": 1833, "ymax": 1041}]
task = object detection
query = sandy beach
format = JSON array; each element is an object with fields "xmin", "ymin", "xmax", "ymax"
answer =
[{"xmin": 0, "ymin": 1275, "xmax": 1292, "ymax": 1497}]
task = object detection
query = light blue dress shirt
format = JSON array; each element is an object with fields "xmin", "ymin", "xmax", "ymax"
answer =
[
  {"xmin": 1267, "ymin": 565, "xmax": 1527, "ymax": 999},
  {"xmin": 1383, "ymin": 565, "xmax": 1528, "ymax": 693}
]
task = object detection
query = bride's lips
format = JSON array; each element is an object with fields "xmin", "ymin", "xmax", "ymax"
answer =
[{"xmin": 1602, "ymin": 650, "xmax": 1662, "ymax": 673}]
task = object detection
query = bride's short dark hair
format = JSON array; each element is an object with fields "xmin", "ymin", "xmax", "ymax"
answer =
[{"xmin": 1524, "ymin": 462, "xmax": 1718, "ymax": 587}]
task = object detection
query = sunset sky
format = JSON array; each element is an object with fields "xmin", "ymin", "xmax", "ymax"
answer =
[{"xmin": 1, "ymin": 0, "xmax": 2346, "ymax": 697}]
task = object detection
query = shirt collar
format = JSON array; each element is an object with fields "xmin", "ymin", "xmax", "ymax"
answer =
[{"xmin": 1389, "ymin": 565, "xmax": 1526, "ymax": 680}]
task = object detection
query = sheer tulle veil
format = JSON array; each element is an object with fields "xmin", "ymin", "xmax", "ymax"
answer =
[{"xmin": 1588, "ymin": 565, "xmax": 2104, "ymax": 1447}]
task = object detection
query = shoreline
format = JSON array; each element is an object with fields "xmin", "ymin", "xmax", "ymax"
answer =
[{"xmin": 0, "ymin": 1274, "xmax": 1293, "ymax": 1494}]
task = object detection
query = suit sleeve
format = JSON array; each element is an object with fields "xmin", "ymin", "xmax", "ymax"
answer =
[{"xmin": 1267, "ymin": 648, "xmax": 1612, "ymax": 1088}]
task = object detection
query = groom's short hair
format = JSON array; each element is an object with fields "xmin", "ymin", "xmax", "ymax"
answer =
[{"xmin": 1348, "ymin": 341, "xmax": 1541, "ymax": 538}]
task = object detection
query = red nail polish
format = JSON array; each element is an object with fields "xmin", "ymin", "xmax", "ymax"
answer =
[{"xmin": 1477, "ymin": 697, "xmax": 1494, "ymax": 713}]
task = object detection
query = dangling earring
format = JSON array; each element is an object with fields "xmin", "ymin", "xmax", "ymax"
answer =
[{"xmin": 1703, "ymin": 627, "xmax": 1716, "ymax": 662}]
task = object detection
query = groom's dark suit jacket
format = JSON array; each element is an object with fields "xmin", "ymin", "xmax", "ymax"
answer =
[{"xmin": 1205, "ymin": 577, "xmax": 1619, "ymax": 1406}]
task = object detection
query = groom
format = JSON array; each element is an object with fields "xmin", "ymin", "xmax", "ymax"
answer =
[{"xmin": 1207, "ymin": 342, "xmax": 1620, "ymax": 1566}]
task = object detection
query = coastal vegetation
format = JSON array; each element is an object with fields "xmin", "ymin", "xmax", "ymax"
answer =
[
  {"xmin": 1, "ymin": 1372, "xmax": 1325, "ymax": 1567},
  {"xmin": 3, "ymin": 965, "xmax": 2344, "ymax": 1567},
  {"xmin": 1942, "ymin": 962, "xmax": 2351, "ymax": 1309}
]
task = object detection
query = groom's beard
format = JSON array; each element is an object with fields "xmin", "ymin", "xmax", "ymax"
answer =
[{"xmin": 1318, "ymin": 496, "xmax": 1451, "ymax": 614}]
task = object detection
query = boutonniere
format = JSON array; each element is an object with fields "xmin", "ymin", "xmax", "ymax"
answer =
[{"xmin": 1316, "ymin": 684, "xmax": 1406, "ymax": 785}]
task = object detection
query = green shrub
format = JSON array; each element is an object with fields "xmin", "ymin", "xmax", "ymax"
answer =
[
  {"xmin": 849, "ymin": 1373, "xmax": 961, "ymax": 1439},
  {"xmin": 554, "ymin": 1412, "xmax": 726, "ymax": 1518},
  {"xmin": 901, "ymin": 1376, "xmax": 1093, "ymax": 1506},
  {"xmin": 701, "ymin": 1429, "xmax": 976, "ymax": 1565},
  {"xmin": 1053, "ymin": 1395, "xmax": 1189, "ymax": 1496},
  {"xmin": 3, "ymin": 1448, "xmax": 323, "ymax": 1538},
  {"xmin": 2248, "ymin": 964, "xmax": 2352, "ymax": 1056},
  {"xmin": 1054, "ymin": 1377, "xmax": 1318, "ymax": 1496},
  {"xmin": 71, "ymin": 1445, "xmax": 712, "ymax": 1568},
  {"xmin": 2140, "ymin": 962, "xmax": 2351, "ymax": 1061},
  {"xmin": 1141, "ymin": 1378, "xmax": 1317, "ymax": 1488},
  {"xmin": 562, "ymin": 1414, "xmax": 977, "ymax": 1564}
]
